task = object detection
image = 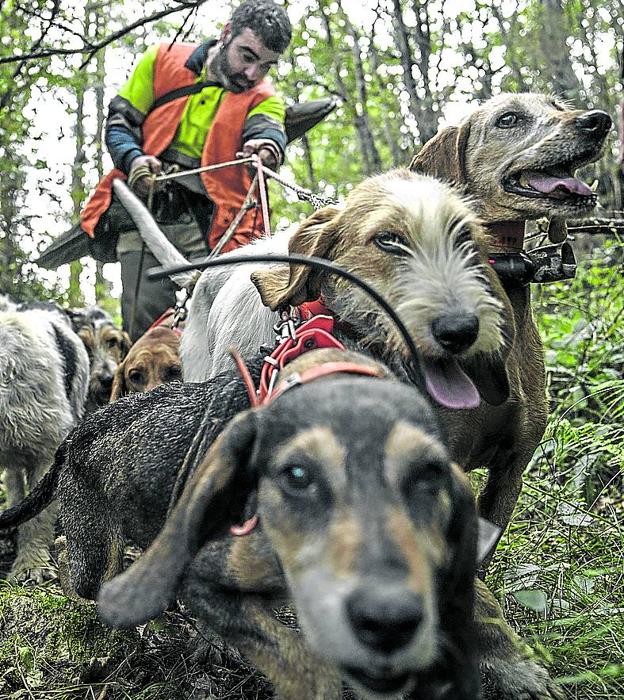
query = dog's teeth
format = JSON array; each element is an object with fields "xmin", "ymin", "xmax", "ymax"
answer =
[{"xmin": 518, "ymin": 173, "xmax": 531, "ymax": 188}]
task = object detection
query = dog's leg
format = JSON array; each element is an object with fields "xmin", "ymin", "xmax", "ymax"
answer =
[
  {"xmin": 186, "ymin": 589, "xmax": 342, "ymax": 700},
  {"xmin": 3, "ymin": 467, "xmax": 26, "ymax": 506},
  {"xmin": 477, "ymin": 446, "xmax": 538, "ymax": 535},
  {"xmin": 475, "ymin": 580, "xmax": 565, "ymax": 700},
  {"xmin": 9, "ymin": 457, "xmax": 57, "ymax": 583},
  {"xmin": 60, "ymin": 472, "xmax": 124, "ymax": 599}
]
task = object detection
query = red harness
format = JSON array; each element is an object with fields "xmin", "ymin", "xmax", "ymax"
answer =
[{"xmin": 146, "ymin": 308, "xmax": 183, "ymax": 337}]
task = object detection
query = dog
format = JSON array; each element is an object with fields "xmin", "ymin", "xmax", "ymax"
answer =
[
  {"xmin": 409, "ymin": 93, "xmax": 612, "ymax": 532},
  {"xmin": 0, "ymin": 348, "xmax": 482, "ymax": 699},
  {"xmin": 68, "ymin": 307, "xmax": 132, "ymax": 410},
  {"xmin": 110, "ymin": 325, "xmax": 181, "ymax": 400},
  {"xmin": 0, "ymin": 300, "xmax": 89, "ymax": 580},
  {"xmin": 409, "ymin": 92, "xmax": 612, "ymax": 244},
  {"xmin": 112, "ymin": 171, "xmax": 512, "ymax": 412}
]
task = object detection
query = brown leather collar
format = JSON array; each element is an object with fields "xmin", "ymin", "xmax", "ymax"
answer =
[{"xmin": 486, "ymin": 221, "xmax": 526, "ymax": 251}]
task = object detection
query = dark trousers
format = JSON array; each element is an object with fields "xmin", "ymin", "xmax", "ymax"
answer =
[
  {"xmin": 117, "ymin": 220, "xmax": 209, "ymax": 342},
  {"xmin": 119, "ymin": 248, "xmax": 179, "ymax": 341}
]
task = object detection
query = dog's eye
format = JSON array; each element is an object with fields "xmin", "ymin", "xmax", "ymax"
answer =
[
  {"xmin": 128, "ymin": 369, "xmax": 145, "ymax": 384},
  {"xmin": 279, "ymin": 465, "xmax": 314, "ymax": 494},
  {"xmin": 404, "ymin": 461, "xmax": 448, "ymax": 500},
  {"xmin": 496, "ymin": 112, "xmax": 520, "ymax": 128},
  {"xmin": 107, "ymin": 337, "xmax": 119, "ymax": 348},
  {"xmin": 373, "ymin": 231, "xmax": 409, "ymax": 255},
  {"xmin": 166, "ymin": 366, "xmax": 182, "ymax": 380}
]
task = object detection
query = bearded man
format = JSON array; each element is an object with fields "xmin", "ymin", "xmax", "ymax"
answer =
[{"xmin": 80, "ymin": 0, "xmax": 292, "ymax": 340}]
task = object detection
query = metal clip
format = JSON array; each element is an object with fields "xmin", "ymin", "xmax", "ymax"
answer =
[
  {"xmin": 273, "ymin": 305, "xmax": 300, "ymax": 343},
  {"xmin": 172, "ymin": 287, "xmax": 190, "ymax": 328},
  {"xmin": 489, "ymin": 242, "xmax": 577, "ymax": 285}
]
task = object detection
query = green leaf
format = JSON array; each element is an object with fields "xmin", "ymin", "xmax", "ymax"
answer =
[{"xmin": 513, "ymin": 589, "xmax": 549, "ymax": 613}]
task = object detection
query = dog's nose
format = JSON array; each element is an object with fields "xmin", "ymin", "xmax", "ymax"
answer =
[
  {"xmin": 346, "ymin": 586, "xmax": 423, "ymax": 654},
  {"xmin": 432, "ymin": 313, "xmax": 479, "ymax": 354},
  {"xmin": 98, "ymin": 372, "xmax": 114, "ymax": 387},
  {"xmin": 575, "ymin": 110, "xmax": 612, "ymax": 137}
]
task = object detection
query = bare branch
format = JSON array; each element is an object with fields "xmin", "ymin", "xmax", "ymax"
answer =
[{"xmin": 0, "ymin": 0, "xmax": 208, "ymax": 66}]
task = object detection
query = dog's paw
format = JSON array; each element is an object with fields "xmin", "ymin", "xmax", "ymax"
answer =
[
  {"xmin": 9, "ymin": 556, "xmax": 57, "ymax": 585},
  {"xmin": 481, "ymin": 656, "xmax": 566, "ymax": 700}
]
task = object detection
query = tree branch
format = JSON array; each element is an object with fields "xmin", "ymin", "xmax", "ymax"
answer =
[{"xmin": 0, "ymin": 0, "xmax": 208, "ymax": 66}]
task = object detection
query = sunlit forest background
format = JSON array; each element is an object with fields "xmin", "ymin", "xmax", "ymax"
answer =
[{"xmin": 0, "ymin": 1, "xmax": 623, "ymax": 698}]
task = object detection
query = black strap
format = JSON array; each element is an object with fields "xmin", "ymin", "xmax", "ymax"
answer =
[{"xmin": 149, "ymin": 81, "xmax": 220, "ymax": 113}]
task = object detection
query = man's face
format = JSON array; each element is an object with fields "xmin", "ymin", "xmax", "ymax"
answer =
[{"xmin": 214, "ymin": 27, "xmax": 281, "ymax": 93}]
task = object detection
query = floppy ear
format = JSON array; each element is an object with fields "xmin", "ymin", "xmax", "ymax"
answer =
[
  {"xmin": 110, "ymin": 363, "xmax": 127, "ymax": 401},
  {"xmin": 97, "ymin": 409, "xmax": 258, "ymax": 627},
  {"xmin": 251, "ymin": 206, "xmax": 341, "ymax": 310},
  {"xmin": 409, "ymin": 124, "xmax": 471, "ymax": 185},
  {"xmin": 445, "ymin": 464, "xmax": 479, "ymax": 592},
  {"xmin": 119, "ymin": 330, "xmax": 132, "ymax": 359},
  {"xmin": 460, "ymin": 352, "xmax": 510, "ymax": 406}
]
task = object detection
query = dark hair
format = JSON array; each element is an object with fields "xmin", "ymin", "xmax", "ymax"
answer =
[{"xmin": 229, "ymin": 0, "xmax": 292, "ymax": 53}]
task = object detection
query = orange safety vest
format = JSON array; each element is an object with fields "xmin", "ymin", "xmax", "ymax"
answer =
[{"xmin": 80, "ymin": 42, "xmax": 276, "ymax": 252}]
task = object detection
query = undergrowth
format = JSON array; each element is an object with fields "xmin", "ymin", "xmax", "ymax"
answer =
[{"xmin": 486, "ymin": 240, "xmax": 624, "ymax": 699}]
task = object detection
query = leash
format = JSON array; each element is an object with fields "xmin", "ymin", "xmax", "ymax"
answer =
[{"xmin": 135, "ymin": 155, "xmax": 336, "ymax": 329}]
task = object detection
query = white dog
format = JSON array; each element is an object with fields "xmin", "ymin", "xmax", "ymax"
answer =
[{"xmin": 0, "ymin": 299, "xmax": 89, "ymax": 580}]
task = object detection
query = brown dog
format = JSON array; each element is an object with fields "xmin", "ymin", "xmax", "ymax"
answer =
[
  {"xmin": 110, "ymin": 326, "xmax": 181, "ymax": 400},
  {"xmin": 410, "ymin": 93, "xmax": 611, "ymax": 533}
]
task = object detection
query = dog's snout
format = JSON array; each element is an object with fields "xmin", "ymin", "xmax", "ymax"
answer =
[
  {"xmin": 575, "ymin": 110, "xmax": 612, "ymax": 137},
  {"xmin": 347, "ymin": 586, "xmax": 423, "ymax": 654},
  {"xmin": 432, "ymin": 313, "xmax": 479, "ymax": 354},
  {"xmin": 98, "ymin": 372, "xmax": 114, "ymax": 387}
]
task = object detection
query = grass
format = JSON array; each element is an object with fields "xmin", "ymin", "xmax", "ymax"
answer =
[{"xmin": 0, "ymin": 243, "xmax": 622, "ymax": 699}]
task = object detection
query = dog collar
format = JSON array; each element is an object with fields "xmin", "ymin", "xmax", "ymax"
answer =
[
  {"xmin": 231, "ymin": 313, "xmax": 386, "ymax": 406},
  {"xmin": 486, "ymin": 221, "xmax": 526, "ymax": 251},
  {"xmin": 488, "ymin": 241, "xmax": 577, "ymax": 285}
]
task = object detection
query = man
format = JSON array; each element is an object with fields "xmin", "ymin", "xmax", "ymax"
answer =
[{"xmin": 80, "ymin": 0, "xmax": 292, "ymax": 340}]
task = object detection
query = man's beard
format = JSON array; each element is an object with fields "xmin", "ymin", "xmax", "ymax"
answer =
[{"xmin": 212, "ymin": 43, "xmax": 253, "ymax": 93}]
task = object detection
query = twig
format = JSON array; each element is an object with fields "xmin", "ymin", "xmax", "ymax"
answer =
[{"xmin": 0, "ymin": 1, "xmax": 208, "ymax": 67}]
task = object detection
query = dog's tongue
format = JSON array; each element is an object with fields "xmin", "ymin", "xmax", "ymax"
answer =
[
  {"xmin": 423, "ymin": 357, "xmax": 480, "ymax": 410},
  {"xmin": 527, "ymin": 174, "xmax": 593, "ymax": 196}
]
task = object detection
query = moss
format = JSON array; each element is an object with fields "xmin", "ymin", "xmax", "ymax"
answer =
[{"xmin": 0, "ymin": 580, "xmax": 195, "ymax": 699}]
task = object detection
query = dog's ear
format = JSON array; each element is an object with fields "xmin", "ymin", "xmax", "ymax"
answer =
[
  {"xmin": 251, "ymin": 206, "xmax": 341, "ymax": 310},
  {"xmin": 460, "ymin": 352, "xmax": 510, "ymax": 406},
  {"xmin": 119, "ymin": 330, "xmax": 132, "ymax": 359},
  {"xmin": 445, "ymin": 463, "xmax": 479, "ymax": 590},
  {"xmin": 110, "ymin": 363, "xmax": 127, "ymax": 401},
  {"xmin": 97, "ymin": 409, "xmax": 258, "ymax": 627},
  {"xmin": 409, "ymin": 124, "xmax": 471, "ymax": 185}
]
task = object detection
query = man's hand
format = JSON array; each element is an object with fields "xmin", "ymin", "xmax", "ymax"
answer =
[
  {"xmin": 238, "ymin": 139, "xmax": 281, "ymax": 172},
  {"xmin": 128, "ymin": 155, "xmax": 162, "ymax": 197}
]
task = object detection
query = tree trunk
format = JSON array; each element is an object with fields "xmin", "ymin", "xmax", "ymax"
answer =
[
  {"xmin": 92, "ymin": 5, "xmax": 112, "ymax": 303},
  {"xmin": 369, "ymin": 41, "xmax": 403, "ymax": 167},
  {"xmin": 341, "ymin": 7, "xmax": 382, "ymax": 170},
  {"xmin": 320, "ymin": 0, "xmax": 375, "ymax": 174},
  {"xmin": 538, "ymin": 0, "xmax": 582, "ymax": 100}
]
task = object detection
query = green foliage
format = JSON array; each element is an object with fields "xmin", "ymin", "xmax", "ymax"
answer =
[{"xmin": 484, "ymin": 251, "xmax": 624, "ymax": 698}]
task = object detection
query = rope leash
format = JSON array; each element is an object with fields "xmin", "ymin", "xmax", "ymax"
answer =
[{"xmin": 132, "ymin": 156, "xmax": 338, "ymax": 212}]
